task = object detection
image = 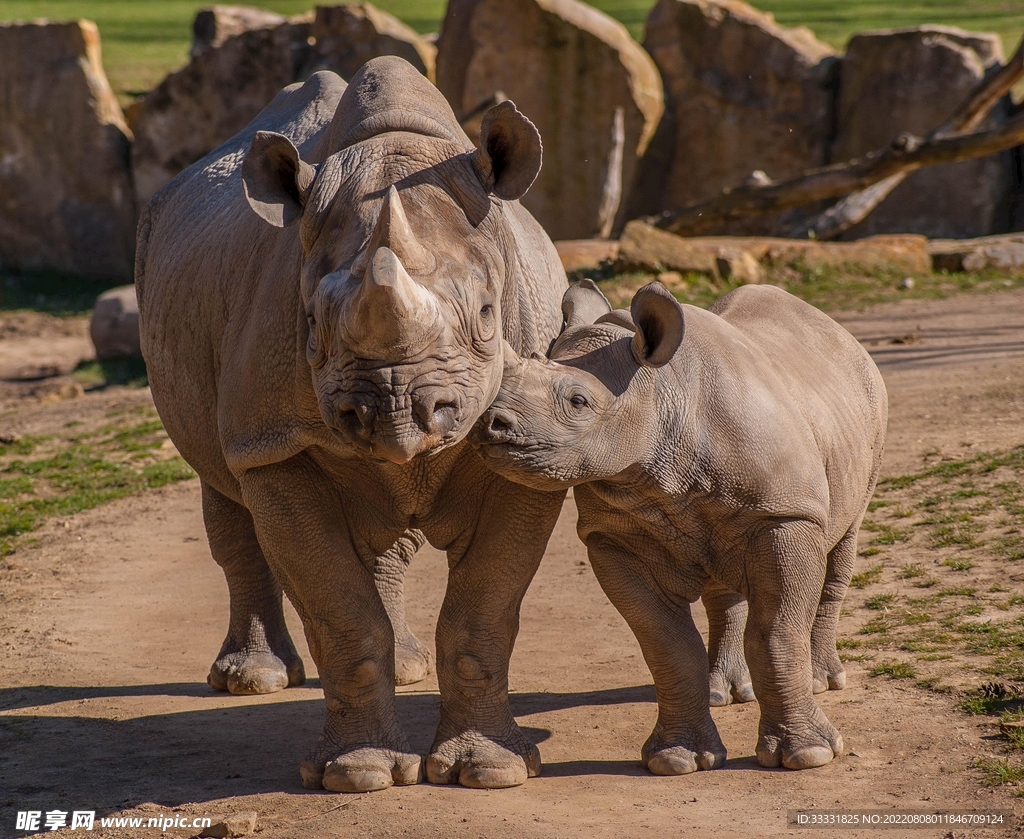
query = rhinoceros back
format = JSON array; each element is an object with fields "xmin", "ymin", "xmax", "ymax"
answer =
[{"xmin": 136, "ymin": 72, "xmax": 349, "ymax": 498}]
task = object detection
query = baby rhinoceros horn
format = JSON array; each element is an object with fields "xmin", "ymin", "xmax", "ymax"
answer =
[{"xmin": 344, "ymin": 246, "xmax": 442, "ymax": 360}]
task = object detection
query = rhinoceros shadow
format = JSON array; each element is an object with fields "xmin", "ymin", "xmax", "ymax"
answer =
[{"xmin": 0, "ymin": 680, "xmax": 748, "ymax": 820}]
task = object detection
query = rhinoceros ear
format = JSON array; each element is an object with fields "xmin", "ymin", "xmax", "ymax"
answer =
[
  {"xmin": 561, "ymin": 279, "xmax": 611, "ymax": 331},
  {"xmin": 630, "ymin": 282, "xmax": 685, "ymax": 368},
  {"xmin": 472, "ymin": 100, "xmax": 542, "ymax": 201},
  {"xmin": 242, "ymin": 131, "xmax": 316, "ymax": 228}
]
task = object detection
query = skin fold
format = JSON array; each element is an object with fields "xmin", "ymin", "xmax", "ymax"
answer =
[
  {"xmin": 136, "ymin": 57, "xmax": 569, "ymax": 792},
  {"xmin": 473, "ymin": 279, "xmax": 887, "ymax": 773}
]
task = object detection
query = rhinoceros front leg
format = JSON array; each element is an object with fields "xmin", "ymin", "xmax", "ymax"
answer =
[
  {"xmin": 201, "ymin": 481, "xmax": 305, "ymax": 695},
  {"xmin": 374, "ymin": 530, "xmax": 433, "ymax": 686},
  {"xmin": 701, "ymin": 582, "xmax": 755, "ymax": 706},
  {"xmin": 426, "ymin": 479, "xmax": 565, "ymax": 789},
  {"xmin": 588, "ymin": 535, "xmax": 726, "ymax": 775},
  {"xmin": 240, "ymin": 457, "xmax": 420, "ymax": 793},
  {"xmin": 743, "ymin": 520, "xmax": 843, "ymax": 770}
]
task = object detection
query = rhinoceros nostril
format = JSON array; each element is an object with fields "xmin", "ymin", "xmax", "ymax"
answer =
[
  {"xmin": 486, "ymin": 408, "xmax": 516, "ymax": 436},
  {"xmin": 335, "ymin": 395, "xmax": 376, "ymax": 439},
  {"xmin": 413, "ymin": 391, "xmax": 459, "ymax": 437}
]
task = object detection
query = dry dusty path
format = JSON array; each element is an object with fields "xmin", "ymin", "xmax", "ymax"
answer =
[{"xmin": 0, "ymin": 288, "xmax": 1023, "ymax": 838}]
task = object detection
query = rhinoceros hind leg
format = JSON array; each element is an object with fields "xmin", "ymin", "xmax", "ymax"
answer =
[
  {"xmin": 811, "ymin": 524, "xmax": 859, "ymax": 694},
  {"xmin": 374, "ymin": 531, "xmax": 434, "ymax": 686},
  {"xmin": 745, "ymin": 521, "xmax": 842, "ymax": 770},
  {"xmin": 202, "ymin": 481, "xmax": 304, "ymax": 695},
  {"xmin": 703, "ymin": 583, "xmax": 756, "ymax": 706}
]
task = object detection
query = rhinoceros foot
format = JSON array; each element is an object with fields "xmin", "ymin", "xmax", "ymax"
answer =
[
  {"xmin": 301, "ymin": 741, "xmax": 422, "ymax": 793},
  {"xmin": 426, "ymin": 729, "xmax": 541, "ymax": 789},
  {"xmin": 642, "ymin": 720, "xmax": 727, "ymax": 775},
  {"xmin": 708, "ymin": 658, "xmax": 756, "ymax": 707},
  {"xmin": 394, "ymin": 633, "xmax": 433, "ymax": 686},
  {"xmin": 811, "ymin": 644, "xmax": 847, "ymax": 694},
  {"xmin": 208, "ymin": 649, "xmax": 305, "ymax": 695},
  {"xmin": 755, "ymin": 705, "xmax": 843, "ymax": 770}
]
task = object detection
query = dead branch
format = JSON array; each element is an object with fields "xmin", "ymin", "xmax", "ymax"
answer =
[{"xmin": 651, "ymin": 31, "xmax": 1024, "ymax": 239}]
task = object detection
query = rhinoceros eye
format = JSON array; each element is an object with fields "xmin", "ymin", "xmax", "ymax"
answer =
[
  {"xmin": 480, "ymin": 304, "xmax": 493, "ymax": 318},
  {"xmin": 569, "ymin": 393, "xmax": 589, "ymax": 410}
]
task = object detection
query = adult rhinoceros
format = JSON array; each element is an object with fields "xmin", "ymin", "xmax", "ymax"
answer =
[{"xmin": 136, "ymin": 57, "xmax": 567, "ymax": 792}]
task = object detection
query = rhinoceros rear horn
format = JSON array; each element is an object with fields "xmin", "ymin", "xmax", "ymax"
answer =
[
  {"xmin": 472, "ymin": 100, "xmax": 542, "ymax": 201},
  {"xmin": 242, "ymin": 131, "xmax": 316, "ymax": 228},
  {"xmin": 630, "ymin": 282, "xmax": 685, "ymax": 369}
]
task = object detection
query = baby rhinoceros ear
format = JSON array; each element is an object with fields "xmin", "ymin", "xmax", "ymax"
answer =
[
  {"xmin": 242, "ymin": 131, "xmax": 316, "ymax": 228},
  {"xmin": 472, "ymin": 100, "xmax": 543, "ymax": 201},
  {"xmin": 561, "ymin": 279, "xmax": 611, "ymax": 331},
  {"xmin": 630, "ymin": 282, "xmax": 685, "ymax": 368}
]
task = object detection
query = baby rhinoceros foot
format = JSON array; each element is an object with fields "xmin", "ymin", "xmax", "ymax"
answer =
[
  {"xmin": 642, "ymin": 722, "xmax": 727, "ymax": 775},
  {"xmin": 301, "ymin": 738, "xmax": 422, "ymax": 793},
  {"xmin": 756, "ymin": 706, "xmax": 843, "ymax": 770},
  {"xmin": 393, "ymin": 634, "xmax": 434, "ymax": 686},
  {"xmin": 708, "ymin": 660, "xmax": 756, "ymax": 707},
  {"xmin": 427, "ymin": 729, "xmax": 541, "ymax": 789},
  {"xmin": 811, "ymin": 646, "xmax": 847, "ymax": 694},
  {"xmin": 208, "ymin": 649, "xmax": 305, "ymax": 695}
]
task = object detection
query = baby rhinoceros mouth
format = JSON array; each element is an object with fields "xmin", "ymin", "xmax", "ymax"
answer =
[{"xmin": 327, "ymin": 384, "xmax": 464, "ymax": 465}]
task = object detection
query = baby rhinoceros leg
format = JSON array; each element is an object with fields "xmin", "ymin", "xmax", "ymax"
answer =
[
  {"xmin": 744, "ymin": 521, "xmax": 844, "ymax": 770},
  {"xmin": 587, "ymin": 536, "xmax": 727, "ymax": 776},
  {"xmin": 373, "ymin": 530, "xmax": 434, "ymax": 686},
  {"xmin": 811, "ymin": 524, "xmax": 860, "ymax": 694},
  {"xmin": 201, "ymin": 482, "xmax": 305, "ymax": 695},
  {"xmin": 702, "ymin": 583, "xmax": 756, "ymax": 706}
]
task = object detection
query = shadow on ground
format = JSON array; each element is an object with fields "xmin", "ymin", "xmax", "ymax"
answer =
[{"xmin": 0, "ymin": 683, "xmax": 669, "ymax": 821}]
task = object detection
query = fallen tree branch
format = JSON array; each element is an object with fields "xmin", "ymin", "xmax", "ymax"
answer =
[{"xmin": 651, "ymin": 31, "xmax": 1024, "ymax": 238}]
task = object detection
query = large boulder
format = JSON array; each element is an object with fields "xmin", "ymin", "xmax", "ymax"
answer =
[
  {"xmin": 132, "ymin": 3, "xmax": 435, "ymax": 206},
  {"xmin": 639, "ymin": 0, "xmax": 837, "ymax": 232},
  {"xmin": 436, "ymin": 0, "xmax": 663, "ymax": 240},
  {"xmin": 0, "ymin": 21, "xmax": 136, "ymax": 281},
  {"xmin": 833, "ymin": 26, "xmax": 1011, "ymax": 239},
  {"xmin": 90, "ymin": 285, "xmax": 141, "ymax": 360},
  {"xmin": 301, "ymin": 4, "xmax": 435, "ymax": 82},
  {"xmin": 191, "ymin": 5, "xmax": 289, "ymax": 56}
]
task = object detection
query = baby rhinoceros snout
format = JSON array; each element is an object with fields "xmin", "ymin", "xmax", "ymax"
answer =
[{"xmin": 411, "ymin": 387, "xmax": 461, "ymax": 438}]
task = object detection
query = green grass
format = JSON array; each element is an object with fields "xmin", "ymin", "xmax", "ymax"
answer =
[
  {"xmin": 869, "ymin": 660, "xmax": 918, "ymax": 679},
  {"xmin": 0, "ymin": 411, "xmax": 195, "ymax": 557},
  {"xmin": 1, "ymin": 1, "xmax": 1022, "ymax": 103}
]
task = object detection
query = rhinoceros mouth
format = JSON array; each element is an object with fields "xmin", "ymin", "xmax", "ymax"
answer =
[{"xmin": 325, "ymin": 399, "xmax": 468, "ymax": 464}]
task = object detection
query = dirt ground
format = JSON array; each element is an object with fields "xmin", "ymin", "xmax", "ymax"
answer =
[{"xmin": 1, "ymin": 288, "xmax": 1023, "ymax": 839}]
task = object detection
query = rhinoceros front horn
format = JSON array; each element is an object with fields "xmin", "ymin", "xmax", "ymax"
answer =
[{"xmin": 344, "ymin": 246, "xmax": 441, "ymax": 360}]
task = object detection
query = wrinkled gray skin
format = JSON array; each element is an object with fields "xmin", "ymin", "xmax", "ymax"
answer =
[
  {"xmin": 136, "ymin": 57, "xmax": 568, "ymax": 792},
  {"xmin": 473, "ymin": 280, "xmax": 887, "ymax": 773}
]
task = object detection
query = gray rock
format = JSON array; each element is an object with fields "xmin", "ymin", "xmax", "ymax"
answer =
[
  {"xmin": 132, "ymin": 3, "xmax": 435, "ymax": 207},
  {"xmin": 638, "ymin": 0, "xmax": 837, "ymax": 234},
  {"xmin": 437, "ymin": 0, "xmax": 663, "ymax": 240},
  {"xmin": 0, "ymin": 21, "xmax": 136, "ymax": 281},
  {"xmin": 833, "ymin": 26, "xmax": 1011, "ymax": 239},
  {"xmin": 90, "ymin": 285, "xmax": 140, "ymax": 360}
]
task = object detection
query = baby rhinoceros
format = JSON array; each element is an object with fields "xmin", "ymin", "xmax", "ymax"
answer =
[{"xmin": 472, "ymin": 280, "xmax": 887, "ymax": 773}]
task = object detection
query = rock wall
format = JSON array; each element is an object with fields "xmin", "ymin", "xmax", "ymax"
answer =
[
  {"xmin": 0, "ymin": 21, "xmax": 136, "ymax": 281},
  {"xmin": 832, "ymin": 26, "xmax": 1012, "ymax": 240},
  {"xmin": 437, "ymin": 0, "xmax": 663, "ymax": 240}
]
